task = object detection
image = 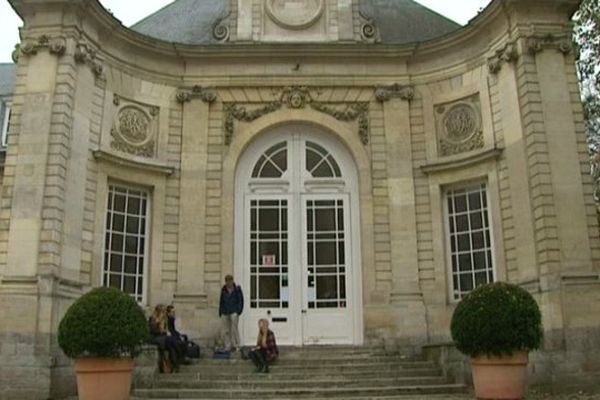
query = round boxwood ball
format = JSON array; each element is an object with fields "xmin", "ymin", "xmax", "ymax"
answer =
[
  {"xmin": 58, "ymin": 287, "xmax": 149, "ymax": 359},
  {"xmin": 450, "ymin": 282, "xmax": 543, "ymax": 358}
]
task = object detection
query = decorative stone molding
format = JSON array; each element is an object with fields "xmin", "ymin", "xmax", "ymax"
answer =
[
  {"xmin": 265, "ymin": 0, "xmax": 325, "ymax": 30},
  {"xmin": 488, "ymin": 42, "xmax": 518, "ymax": 74},
  {"xmin": 74, "ymin": 42, "xmax": 104, "ymax": 78},
  {"xmin": 375, "ymin": 84, "xmax": 414, "ymax": 102},
  {"xmin": 420, "ymin": 147, "xmax": 502, "ymax": 175},
  {"xmin": 213, "ymin": 11, "xmax": 232, "ymax": 42},
  {"xmin": 435, "ymin": 95, "xmax": 483, "ymax": 157},
  {"xmin": 11, "ymin": 43, "xmax": 20, "ymax": 63},
  {"xmin": 358, "ymin": 10, "xmax": 381, "ymax": 43},
  {"xmin": 18, "ymin": 35, "xmax": 66, "ymax": 59},
  {"xmin": 176, "ymin": 86, "xmax": 217, "ymax": 104},
  {"xmin": 93, "ymin": 149, "xmax": 175, "ymax": 176},
  {"xmin": 111, "ymin": 96, "xmax": 159, "ymax": 158},
  {"xmin": 527, "ymin": 33, "xmax": 572, "ymax": 55},
  {"xmin": 224, "ymin": 86, "xmax": 370, "ymax": 145}
]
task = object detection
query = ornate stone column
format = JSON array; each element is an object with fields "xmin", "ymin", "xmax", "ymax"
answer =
[{"xmin": 174, "ymin": 87, "xmax": 217, "ymax": 306}]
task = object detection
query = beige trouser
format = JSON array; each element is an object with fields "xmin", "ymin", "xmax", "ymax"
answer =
[{"xmin": 220, "ymin": 313, "xmax": 240, "ymax": 350}]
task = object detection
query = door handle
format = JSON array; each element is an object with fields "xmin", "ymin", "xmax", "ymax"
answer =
[{"xmin": 301, "ymin": 310, "xmax": 307, "ymax": 314}]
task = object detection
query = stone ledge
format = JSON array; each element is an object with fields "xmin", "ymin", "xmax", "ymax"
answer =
[
  {"xmin": 420, "ymin": 147, "xmax": 503, "ymax": 175},
  {"xmin": 93, "ymin": 149, "xmax": 176, "ymax": 176}
]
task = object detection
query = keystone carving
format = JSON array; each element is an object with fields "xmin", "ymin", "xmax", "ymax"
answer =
[
  {"xmin": 375, "ymin": 84, "xmax": 414, "ymax": 102},
  {"xmin": 435, "ymin": 95, "xmax": 483, "ymax": 157},
  {"xmin": 224, "ymin": 86, "xmax": 370, "ymax": 145},
  {"xmin": 527, "ymin": 33, "xmax": 572, "ymax": 55},
  {"xmin": 488, "ymin": 42, "xmax": 518, "ymax": 74},
  {"xmin": 176, "ymin": 86, "xmax": 217, "ymax": 104},
  {"xmin": 19, "ymin": 35, "xmax": 66, "ymax": 59},
  {"xmin": 74, "ymin": 42, "xmax": 104, "ymax": 78}
]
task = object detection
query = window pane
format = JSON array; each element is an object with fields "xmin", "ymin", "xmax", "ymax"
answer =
[
  {"xmin": 315, "ymin": 241, "xmax": 337, "ymax": 265},
  {"xmin": 103, "ymin": 185, "xmax": 149, "ymax": 303},
  {"xmin": 446, "ymin": 184, "xmax": 494, "ymax": 300}
]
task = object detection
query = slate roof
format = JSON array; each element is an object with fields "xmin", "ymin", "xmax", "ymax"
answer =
[
  {"xmin": 0, "ymin": 63, "xmax": 17, "ymax": 97},
  {"xmin": 130, "ymin": 0, "xmax": 461, "ymax": 45}
]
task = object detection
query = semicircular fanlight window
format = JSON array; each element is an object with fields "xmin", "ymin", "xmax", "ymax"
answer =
[
  {"xmin": 252, "ymin": 142, "xmax": 288, "ymax": 178},
  {"xmin": 305, "ymin": 141, "xmax": 342, "ymax": 178}
]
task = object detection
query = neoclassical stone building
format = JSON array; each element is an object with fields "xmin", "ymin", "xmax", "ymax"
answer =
[{"xmin": 1, "ymin": 0, "xmax": 599, "ymax": 398}]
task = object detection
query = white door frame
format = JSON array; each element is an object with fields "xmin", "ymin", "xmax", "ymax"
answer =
[{"xmin": 234, "ymin": 124, "xmax": 364, "ymax": 346}]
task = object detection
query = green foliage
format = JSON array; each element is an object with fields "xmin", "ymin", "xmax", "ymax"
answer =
[
  {"xmin": 450, "ymin": 282, "xmax": 543, "ymax": 358},
  {"xmin": 58, "ymin": 287, "xmax": 149, "ymax": 359},
  {"xmin": 574, "ymin": 0, "xmax": 600, "ymax": 151}
]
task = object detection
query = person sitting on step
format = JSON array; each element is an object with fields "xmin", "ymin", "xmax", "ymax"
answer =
[
  {"xmin": 248, "ymin": 318, "xmax": 278, "ymax": 373},
  {"xmin": 166, "ymin": 305, "xmax": 191, "ymax": 365},
  {"xmin": 149, "ymin": 304, "xmax": 180, "ymax": 373}
]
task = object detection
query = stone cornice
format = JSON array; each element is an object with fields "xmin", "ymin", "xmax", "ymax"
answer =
[
  {"xmin": 420, "ymin": 147, "xmax": 503, "ymax": 174},
  {"xmin": 93, "ymin": 149, "xmax": 175, "ymax": 176}
]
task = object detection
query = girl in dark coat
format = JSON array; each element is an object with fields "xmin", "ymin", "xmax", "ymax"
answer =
[{"xmin": 248, "ymin": 318, "xmax": 278, "ymax": 373}]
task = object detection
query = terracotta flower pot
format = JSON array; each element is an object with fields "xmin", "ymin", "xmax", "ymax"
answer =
[
  {"xmin": 471, "ymin": 351, "xmax": 529, "ymax": 400},
  {"xmin": 75, "ymin": 358, "xmax": 135, "ymax": 400}
]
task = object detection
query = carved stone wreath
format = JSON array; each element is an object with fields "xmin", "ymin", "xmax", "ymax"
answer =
[
  {"xmin": 111, "ymin": 105, "xmax": 156, "ymax": 158},
  {"xmin": 436, "ymin": 97, "xmax": 483, "ymax": 157},
  {"xmin": 223, "ymin": 86, "xmax": 370, "ymax": 145}
]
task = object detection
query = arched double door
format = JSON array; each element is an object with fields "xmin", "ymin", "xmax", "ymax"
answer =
[{"xmin": 234, "ymin": 124, "xmax": 363, "ymax": 345}]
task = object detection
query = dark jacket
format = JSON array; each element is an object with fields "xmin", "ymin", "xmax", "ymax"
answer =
[
  {"xmin": 257, "ymin": 330, "xmax": 279, "ymax": 362},
  {"xmin": 167, "ymin": 316, "xmax": 182, "ymax": 339},
  {"xmin": 219, "ymin": 284, "xmax": 244, "ymax": 316}
]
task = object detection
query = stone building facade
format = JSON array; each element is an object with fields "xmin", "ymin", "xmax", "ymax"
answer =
[{"xmin": 0, "ymin": 0, "xmax": 599, "ymax": 398}]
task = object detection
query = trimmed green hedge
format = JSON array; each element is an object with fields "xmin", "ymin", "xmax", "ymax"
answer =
[
  {"xmin": 450, "ymin": 282, "xmax": 543, "ymax": 358},
  {"xmin": 58, "ymin": 287, "xmax": 149, "ymax": 359}
]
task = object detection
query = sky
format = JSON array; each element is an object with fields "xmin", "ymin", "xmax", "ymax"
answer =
[{"xmin": 0, "ymin": 0, "xmax": 492, "ymax": 64}]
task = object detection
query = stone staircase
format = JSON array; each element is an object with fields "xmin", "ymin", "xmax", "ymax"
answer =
[{"xmin": 133, "ymin": 346, "xmax": 467, "ymax": 399}]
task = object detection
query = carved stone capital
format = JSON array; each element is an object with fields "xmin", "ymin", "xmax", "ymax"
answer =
[
  {"xmin": 375, "ymin": 84, "xmax": 414, "ymax": 102},
  {"xmin": 488, "ymin": 42, "xmax": 518, "ymax": 74},
  {"xmin": 177, "ymin": 86, "xmax": 217, "ymax": 104},
  {"xmin": 74, "ymin": 42, "xmax": 104, "ymax": 78},
  {"xmin": 19, "ymin": 35, "xmax": 66, "ymax": 59},
  {"xmin": 527, "ymin": 33, "xmax": 572, "ymax": 55}
]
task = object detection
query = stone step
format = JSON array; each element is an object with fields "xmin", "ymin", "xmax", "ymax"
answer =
[
  {"xmin": 134, "ymin": 384, "xmax": 468, "ymax": 399},
  {"xmin": 181, "ymin": 359, "xmax": 437, "ymax": 371},
  {"xmin": 154, "ymin": 368, "xmax": 443, "ymax": 381},
  {"xmin": 196, "ymin": 354, "xmax": 423, "ymax": 364},
  {"xmin": 152, "ymin": 376, "xmax": 450, "ymax": 390}
]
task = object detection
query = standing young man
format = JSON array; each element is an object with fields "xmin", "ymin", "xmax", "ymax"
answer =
[{"xmin": 219, "ymin": 274, "xmax": 244, "ymax": 351}]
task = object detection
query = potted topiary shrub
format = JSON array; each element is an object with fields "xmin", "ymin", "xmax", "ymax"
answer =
[
  {"xmin": 450, "ymin": 282, "xmax": 543, "ymax": 400},
  {"xmin": 58, "ymin": 287, "xmax": 149, "ymax": 400}
]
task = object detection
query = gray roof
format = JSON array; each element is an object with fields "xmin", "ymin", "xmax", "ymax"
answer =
[
  {"xmin": 0, "ymin": 63, "xmax": 17, "ymax": 97},
  {"xmin": 131, "ymin": 0, "xmax": 229, "ymax": 45},
  {"xmin": 360, "ymin": 0, "xmax": 461, "ymax": 44},
  {"xmin": 130, "ymin": 0, "xmax": 461, "ymax": 45}
]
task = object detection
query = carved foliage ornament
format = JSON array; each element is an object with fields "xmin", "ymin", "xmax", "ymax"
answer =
[
  {"xmin": 224, "ymin": 86, "xmax": 370, "ymax": 145},
  {"xmin": 435, "ymin": 95, "xmax": 483, "ymax": 157},
  {"xmin": 111, "ymin": 95, "xmax": 158, "ymax": 158},
  {"xmin": 265, "ymin": 0, "xmax": 325, "ymax": 30},
  {"xmin": 488, "ymin": 42, "xmax": 518, "ymax": 74},
  {"xmin": 74, "ymin": 42, "xmax": 104, "ymax": 78}
]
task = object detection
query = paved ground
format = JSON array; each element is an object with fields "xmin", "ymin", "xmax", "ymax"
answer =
[{"xmin": 410, "ymin": 393, "xmax": 600, "ymax": 400}]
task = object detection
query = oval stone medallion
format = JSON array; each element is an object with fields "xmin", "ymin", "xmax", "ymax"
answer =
[{"xmin": 265, "ymin": 0, "xmax": 325, "ymax": 30}]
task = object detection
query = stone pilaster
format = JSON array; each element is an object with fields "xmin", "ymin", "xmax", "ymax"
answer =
[
  {"xmin": 173, "ymin": 88, "xmax": 216, "ymax": 305},
  {"xmin": 377, "ymin": 84, "xmax": 427, "ymax": 349}
]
